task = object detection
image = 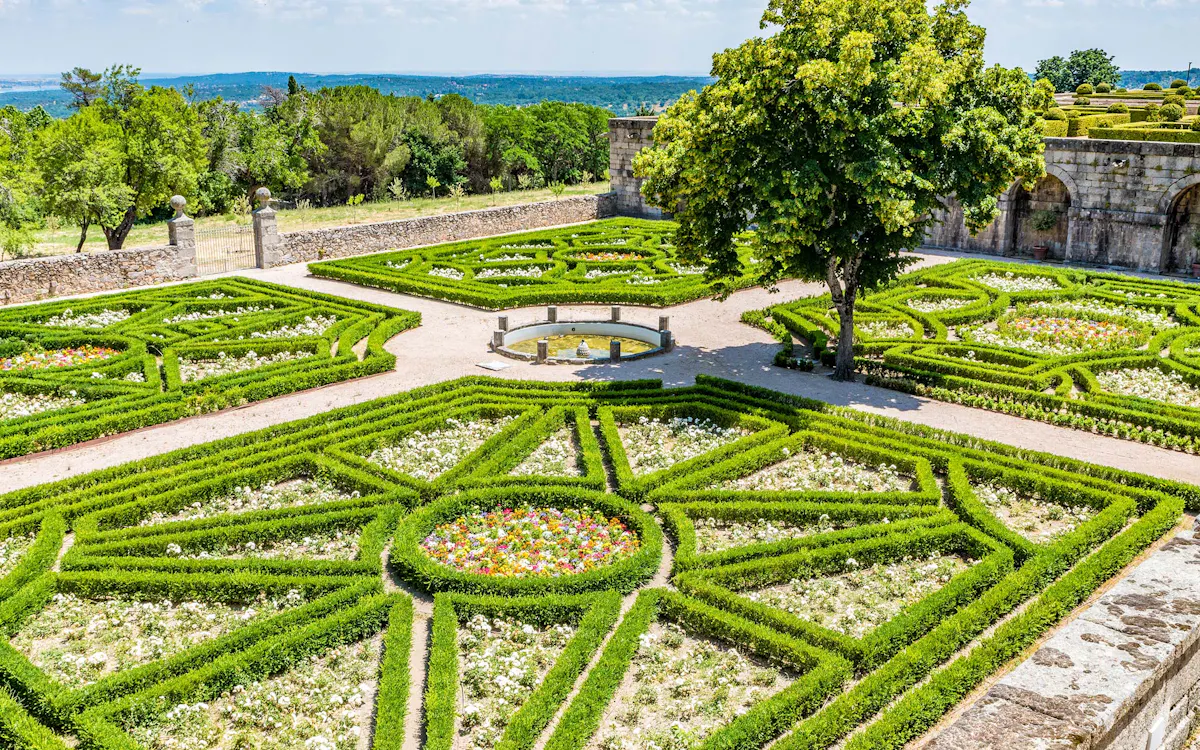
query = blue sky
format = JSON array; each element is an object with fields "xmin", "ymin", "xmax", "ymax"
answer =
[{"xmin": 0, "ymin": 0, "xmax": 1195, "ymax": 77}]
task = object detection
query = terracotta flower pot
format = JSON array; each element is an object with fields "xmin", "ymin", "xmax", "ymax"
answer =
[{"xmin": 1032, "ymin": 246, "xmax": 1049, "ymax": 261}]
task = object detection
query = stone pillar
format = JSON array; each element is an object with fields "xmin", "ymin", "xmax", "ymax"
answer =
[
  {"xmin": 547, "ymin": 306, "xmax": 558, "ymax": 323},
  {"xmin": 536, "ymin": 340, "xmax": 549, "ymax": 363},
  {"xmin": 167, "ymin": 195, "xmax": 197, "ymax": 277},
  {"xmin": 492, "ymin": 331, "xmax": 505, "ymax": 350},
  {"xmin": 660, "ymin": 330, "xmax": 673, "ymax": 351},
  {"xmin": 611, "ymin": 306, "xmax": 621, "ymax": 322},
  {"xmin": 658, "ymin": 315, "xmax": 670, "ymax": 332},
  {"xmin": 610, "ymin": 339, "xmax": 621, "ymax": 362},
  {"xmin": 498, "ymin": 315, "xmax": 509, "ymax": 331},
  {"xmin": 252, "ymin": 188, "xmax": 284, "ymax": 269}
]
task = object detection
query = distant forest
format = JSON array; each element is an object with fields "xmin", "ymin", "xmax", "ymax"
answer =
[
  {"xmin": 1120, "ymin": 70, "xmax": 1198, "ymax": 88},
  {"xmin": 0, "ymin": 73, "xmax": 712, "ymax": 118}
]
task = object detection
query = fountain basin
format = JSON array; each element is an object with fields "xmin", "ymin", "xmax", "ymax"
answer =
[{"xmin": 495, "ymin": 321, "xmax": 668, "ymax": 363}]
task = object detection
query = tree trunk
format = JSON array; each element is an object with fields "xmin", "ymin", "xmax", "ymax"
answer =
[
  {"xmin": 826, "ymin": 254, "xmax": 860, "ymax": 382},
  {"xmin": 833, "ymin": 301, "xmax": 856, "ymax": 381},
  {"xmin": 102, "ymin": 206, "xmax": 137, "ymax": 250},
  {"xmin": 75, "ymin": 223, "xmax": 89, "ymax": 253}
]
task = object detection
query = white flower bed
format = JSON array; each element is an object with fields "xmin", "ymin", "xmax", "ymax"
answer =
[
  {"xmin": 590, "ymin": 622, "xmax": 793, "ymax": 750},
  {"xmin": 627, "ymin": 275, "xmax": 661, "ymax": 286},
  {"xmin": 475, "ymin": 266, "xmax": 548, "ymax": 280},
  {"xmin": 139, "ymin": 479, "xmax": 356, "ymax": 527},
  {"xmin": 511, "ymin": 427, "xmax": 583, "ymax": 476},
  {"xmin": 584, "ymin": 269, "xmax": 628, "ymax": 280},
  {"xmin": 498, "ymin": 243, "xmax": 552, "ymax": 250},
  {"xmin": 43, "ymin": 308, "xmax": 133, "ymax": 328},
  {"xmin": 12, "ymin": 590, "xmax": 306, "ymax": 688},
  {"xmin": 694, "ymin": 515, "xmax": 858, "ymax": 555},
  {"xmin": 490, "ymin": 254, "xmax": 535, "ymax": 262},
  {"xmin": 745, "ymin": 554, "xmax": 971, "ymax": 638},
  {"xmin": 424, "ymin": 266, "xmax": 465, "ymax": 281},
  {"xmin": 178, "ymin": 350, "xmax": 310, "ymax": 382},
  {"xmin": 0, "ymin": 533, "xmax": 34, "ymax": 579},
  {"xmin": 906, "ymin": 298, "xmax": 973, "ymax": 313},
  {"xmin": 165, "ymin": 306, "xmax": 274, "ymax": 324},
  {"xmin": 958, "ymin": 323, "xmax": 1084, "ymax": 357},
  {"xmin": 974, "ymin": 483, "xmax": 1095, "ymax": 544},
  {"xmin": 973, "ymin": 272, "xmax": 1060, "ymax": 293},
  {"xmin": 458, "ymin": 615, "xmax": 575, "ymax": 750},
  {"xmin": 858, "ymin": 321, "xmax": 916, "ymax": 339},
  {"xmin": 127, "ymin": 638, "xmax": 379, "ymax": 750},
  {"xmin": 368, "ymin": 416, "xmax": 515, "ymax": 481},
  {"xmin": 718, "ymin": 448, "xmax": 910, "ymax": 493},
  {"xmin": 173, "ymin": 530, "xmax": 360, "ymax": 562},
  {"xmin": 1096, "ymin": 368, "xmax": 1200, "ymax": 408},
  {"xmin": 0, "ymin": 391, "xmax": 84, "ymax": 422},
  {"xmin": 618, "ymin": 416, "xmax": 748, "ymax": 474},
  {"xmin": 669, "ymin": 263, "xmax": 707, "ymax": 276},
  {"xmin": 243, "ymin": 315, "xmax": 338, "ymax": 340},
  {"xmin": 1027, "ymin": 300, "xmax": 1176, "ymax": 329},
  {"xmin": 124, "ymin": 371, "xmax": 146, "ymax": 383}
]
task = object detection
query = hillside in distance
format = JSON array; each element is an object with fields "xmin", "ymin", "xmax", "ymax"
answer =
[{"xmin": 0, "ymin": 72, "xmax": 711, "ymax": 116}]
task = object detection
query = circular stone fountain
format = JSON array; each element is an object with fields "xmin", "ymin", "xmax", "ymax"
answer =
[{"xmin": 492, "ymin": 307, "xmax": 673, "ymax": 364}]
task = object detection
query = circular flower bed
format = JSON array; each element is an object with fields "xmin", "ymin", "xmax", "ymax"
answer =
[{"xmin": 420, "ymin": 506, "xmax": 640, "ymax": 577}]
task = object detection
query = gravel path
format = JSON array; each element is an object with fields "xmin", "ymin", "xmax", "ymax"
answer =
[{"xmin": 5, "ymin": 251, "xmax": 1200, "ymax": 490}]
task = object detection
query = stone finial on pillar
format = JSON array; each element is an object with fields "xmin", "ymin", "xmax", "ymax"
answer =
[
  {"xmin": 167, "ymin": 196, "xmax": 197, "ymax": 278},
  {"xmin": 660, "ymin": 330, "xmax": 673, "ymax": 351},
  {"xmin": 498, "ymin": 315, "xmax": 509, "ymax": 331},
  {"xmin": 252, "ymin": 187, "xmax": 283, "ymax": 269},
  {"xmin": 536, "ymin": 339, "xmax": 549, "ymax": 363},
  {"xmin": 658, "ymin": 315, "xmax": 670, "ymax": 332},
  {"xmin": 611, "ymin": 306, "xmax": 621, "ymax": 322},
  {"xmin": 492, "ymin": 331, "xmax": 505, "ymax": 350},
  {"xmin": 610, "ymin": 339, "xmax": 621, "ymax": 362},
  {"xmin": 547, "ymin": 306, "xmax": 558, "ymax": 323}
]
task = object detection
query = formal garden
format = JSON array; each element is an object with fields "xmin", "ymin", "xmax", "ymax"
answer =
[
  {"xmin": 0, "ymin": 278, "xmax": 418, "ymax": 458},
  {"xmin": 0, "ymin": 376, "xmax": 1190, "ymax": 750},
  {"xmin": 750, "ymin": 258, "xmax": 1200, "ymax": 451},
  {"xmin": 309, "ymin": 219, "xmax": 757, "ymax": 309}
]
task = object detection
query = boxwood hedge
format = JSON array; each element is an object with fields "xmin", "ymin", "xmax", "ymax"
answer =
[{"xmin": 0, "ymin": 375, "xmax": 1190, "ymax": 748}]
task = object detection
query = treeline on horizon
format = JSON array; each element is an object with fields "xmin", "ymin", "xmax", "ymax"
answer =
[{"xmin": 0, "ymin": 66, "xmax": 625, "ymax": 254}]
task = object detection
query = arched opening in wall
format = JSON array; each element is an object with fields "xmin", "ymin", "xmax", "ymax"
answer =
[
  {"xmin": 1011, "ymin": 175, "xmax": 1071, "ymax": 259},
  {"xmin": 1162, "ymin": 185, "xmax": 1200, "ymax": 274}
]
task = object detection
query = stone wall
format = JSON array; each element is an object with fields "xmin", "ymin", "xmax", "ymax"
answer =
[
  {"xmin": 278, "ymin": 194, "xmax": 616, "ymax": 265},
  {"xmin": 609, "ymin": 117, "xmax": 667, "ymax": 219},
  {"xmin": 0, "ymin": 245, "xmax": 194, "ymax": 306}
]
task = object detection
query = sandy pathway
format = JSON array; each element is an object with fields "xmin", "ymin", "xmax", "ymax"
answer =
[{"xmin": 4, "ymin": 251, "xmax": 1200, "ymax": 490}]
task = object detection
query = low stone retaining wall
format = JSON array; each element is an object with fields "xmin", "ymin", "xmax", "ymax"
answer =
[
  {"xmin": 923, "ymin": 525, "xmax": 1200, "ymax": 750},
  {"xmin": 277, "ymin": 194, "xmax": 616, "ymax": 265},
  {"xmin": 0, "ymin": 244, "xmax": 193, "ymax": 305}
]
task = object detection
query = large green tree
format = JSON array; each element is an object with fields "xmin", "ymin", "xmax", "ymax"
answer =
[
  {"xmin": 36, "ymin": 106, "xmax": 133, "ymax": 252},
  {"xmin": 1033, "ymin": 56, "xmax": 1071, "ymax": 93},
  {"xmin": 634, "ymin": 0, "xmax": 1046, "ymax": 380},
  {"xmin": 1035, "ymin": 49, "xmax": 1120, "ymax": 91},
  {"xmin": 0, "ymin": 106, "xmax": 46, "ymax": 258}
]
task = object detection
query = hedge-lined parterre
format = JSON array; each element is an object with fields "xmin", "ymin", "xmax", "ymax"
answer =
[
  {"xmin": 0, "ymin": 277, "xmax": 419, "ymax": 459},
  {"xmin": 749, "ymin": 257, "xmax": 1200, "ymax": 453},
  {"xmin": 0, "ymin": 376, "xmax": 1191, "ymax": 748},
  {"xmin": 307, "ymin": 218, "xmax": 763, "ymax": 308}
]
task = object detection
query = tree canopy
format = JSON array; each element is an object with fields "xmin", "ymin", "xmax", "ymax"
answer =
[
  {"xmin": 634, "ymin": 0, "xmax": 1046, "ymax": 379},
  {"xmin": 1035, "ymin": 49, "xmax": 1121, "ymax": 92}
]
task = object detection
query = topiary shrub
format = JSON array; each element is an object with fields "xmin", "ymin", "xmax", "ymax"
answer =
[
  {"xmin": 1164, "ymin": 94, "xmax": 1186, "ymax": 108},
  {"xmin": 1075, "ymin": 83, "xmax": 1094, "ymax": 95},
  {"xmin": 1172, "ymin": 79, "xmax": 1188, "ymax": 89},
  {"xmin": 1107, "ymin": 103, "xmax": 1129, "ymax": 114},
  {"xmin": 1161, "ymin": 103, "xmax": 1185, "ymax": 122},
  {"xmin": 1073, "ymin": 97, "xmax": 1091, "ymax": 106},
  {"xmin": 1043, "ymin": 107, "xmax": 1067, "ymax": 121},
  {"xmin": 1095, "ymin": 82, "xmax": 1112, "ymax": 93},
  {"xmin": 1192, "ymin": 119, "xmax": 1200, "ymax": 132},
  {"xmin": 1145, "ymin": 103, "xmax": 1162, "ymax": 122},
  {"xmin": 1145, "ymin": 83, "xmax": 1163, "ymax": 91}
]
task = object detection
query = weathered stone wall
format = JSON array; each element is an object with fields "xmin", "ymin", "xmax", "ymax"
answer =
[
  {"xmin": 609, "ymin": 117, "xmax": 667, "ymax": 219},
  {"xmin": 278, "ymin": 195, "xmax": 616, "ymax": 265},
  {"xmin": 0, "ymin": 245, "xmax": 194, "ymax": 305}
]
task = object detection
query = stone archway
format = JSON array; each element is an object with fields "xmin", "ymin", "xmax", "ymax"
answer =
[
  {"xmin": 1011, "ymin": 174, "xmax": 1072, "ymax": 259},
  {"xmin": 1161, "ymin": 182, "xmax": 1200, "ymax": 273}
]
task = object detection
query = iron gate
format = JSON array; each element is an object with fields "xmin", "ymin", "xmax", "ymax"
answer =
[{"xmin": 195, "ymin": 223, "xmax": 256, "ymax": 275}]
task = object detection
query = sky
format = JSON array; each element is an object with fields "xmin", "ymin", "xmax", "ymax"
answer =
[{"xmin": 0, "ymin": 0, "xmax": 1195, "ymax": 77}]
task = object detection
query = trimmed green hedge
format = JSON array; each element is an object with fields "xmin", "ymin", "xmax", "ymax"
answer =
[{"xmin": 309, "ymin": 218, "xmax": 765, "ymax": 309}]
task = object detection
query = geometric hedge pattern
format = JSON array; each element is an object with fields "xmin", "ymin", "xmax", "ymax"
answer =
[
  {"xmin": 755, "ymin": 258, "xmax": 1200, "ymax": 452},
  {"xmin": 0, "ymin": 277, "xmax": 419, "ymax": 459},
  {"xmin": 0, "ymin": 376, "xmax": 1190, "ymax": 750},
  {"xmin": 308, "ymin": 218, "xmax": 761, "ymax": 309}
]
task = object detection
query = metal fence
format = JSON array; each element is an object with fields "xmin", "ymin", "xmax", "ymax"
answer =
[{"xmin": 195, "ymin": 223, "xmax": 256, "ymax": 275}]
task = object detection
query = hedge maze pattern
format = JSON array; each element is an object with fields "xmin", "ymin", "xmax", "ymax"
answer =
[
  {"xmin": 308, "ymin": 218, "xmax": 760, "ymax": 309},
  {"xmin": 0, "ymin": 278, "xmax": 419, "ymax": 459},
  {"xmin": 753, "ymin": 258, "xmax": 1200, "ymax": 452},
  {"xmin": 0, "ymin": 376, "xmax": 1190, "ymax": 749}
]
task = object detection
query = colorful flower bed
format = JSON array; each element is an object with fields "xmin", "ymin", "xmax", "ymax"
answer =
[
  {"xmin": 309, "ymin": 219, "xmax": 764, "ymax": 309},
  {"xmin": 749, "ymin": 257, "xmax": 1200, "ymax": 450},
  {"xmin": 1, "ymin": 345, "xmax": 119, "ymax": 372},
  {"xmin": 420, "ymin": 506, "xmax": 640, "ymax": 577},
  {"xmin": 618, "ymin": 416, "xmax": 747, "ymax": 474}
]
